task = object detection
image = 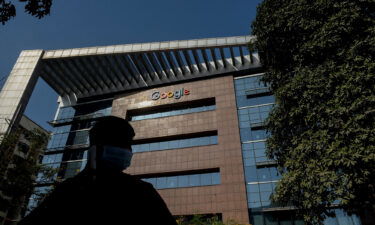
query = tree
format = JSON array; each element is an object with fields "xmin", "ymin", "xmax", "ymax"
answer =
[
  {"xmin": 0, "ymin": 128, "xmax": 56, "ymax": 224},
  {"xmin": 250, "ymin": 0, "xmax": 375, "ymax": 224},
  {"xmin": 0, "ymin": 0, "xmax": 52, "ymax": 25}
]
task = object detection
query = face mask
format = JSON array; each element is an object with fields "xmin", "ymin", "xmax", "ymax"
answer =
[{"xmin": 101, "ymin": 145, "xmax": 133, "ymax": 171}]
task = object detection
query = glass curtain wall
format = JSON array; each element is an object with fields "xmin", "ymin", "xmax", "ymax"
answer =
[
  {"xmin": 234, "ymin": 74, "xmax": 361, "ymax": 225},
  {"xmin": 27, "ymin": 100, "xmax": 113, "ymax": 213}
]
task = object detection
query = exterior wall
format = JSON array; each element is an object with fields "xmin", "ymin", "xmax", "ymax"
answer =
[
  {"xmin": 0, "ymin": 50, "xmax": 43, "ymax": 138},
  {"xmin": 112, "ymin": 76, "xmax": 249, "ymax": 223}
]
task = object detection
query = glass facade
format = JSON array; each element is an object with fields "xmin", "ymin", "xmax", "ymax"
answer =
[
  {"xmin": 132, "ymin": 135, "xmax": 218, "ymax": 153},
  {"xmin": 130, "ymin": 105, "xmax": 216, "ymax": 121},
  {"xmin": 28, "ymin": 101, "xmax": 113, "ymax": 211},
  {"xmin": 234, "ymin": 74, "xmax": 361, "ymax": 225},
  {"xmin": 234, "ymin": 74, "xmax": 278, "ymax": 212},
  {"xmin": 142, "ymin": 172, "xmax": 221, "ymax": 189}
]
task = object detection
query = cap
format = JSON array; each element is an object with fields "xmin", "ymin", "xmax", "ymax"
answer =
[{"xmin": 89, "ymin": 116, "xmax": 135, "ymax": 148}]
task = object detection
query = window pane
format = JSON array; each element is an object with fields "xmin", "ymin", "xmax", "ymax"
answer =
[
  {"xmin": 156, "ymin": 177, "xmax": 167, "ymax": 189},
  {"xmin": 189, "ymin": 174, "xmax": 200, "ymax": 186},
  {"xmin": 166, "ymin": 176, "xmax": 178, "ymax": 188},
  {"xmin": 200, "ymin": 173, "xmax": 212, "ymax": 186},
  {"xmin": 212, "ymin": 172, "xmax": 221, "ymax": 185},
  {"xmin": 177, "ymin": 175, "xmax": 189, "ymax": 187}
]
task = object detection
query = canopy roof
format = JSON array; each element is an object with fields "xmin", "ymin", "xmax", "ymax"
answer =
[{"xmin": 39, "ymin": 35, "xmax": 260, "ymax": 99}]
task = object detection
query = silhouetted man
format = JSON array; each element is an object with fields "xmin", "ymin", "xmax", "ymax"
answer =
[{"xmin": 19, "ymin": 116, "xmax": 177, "ymax": 225}]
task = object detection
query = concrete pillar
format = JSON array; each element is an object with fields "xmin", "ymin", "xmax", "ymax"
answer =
[{"xmin": 0, "ymin": 50, "xmax": 44, "ymax": 138}]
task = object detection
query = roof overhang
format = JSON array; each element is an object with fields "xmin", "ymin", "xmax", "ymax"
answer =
[{"xmin": 39, "ymin": 35, "xmax": 260, "ymax": 100}]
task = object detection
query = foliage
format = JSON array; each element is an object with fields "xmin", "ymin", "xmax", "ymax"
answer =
[
  {"xmin": 251, "ymin": 0, "xmax": 375, "ymax": 224},
  {"xmin": 0, "ymin": 0, "xmax": 52, "ymax": 25},
  {"xmin": 176, "ymin": 214, "xmax": 247, "ymax": 225},
  {"xmin": 0, "ymin": 128, "xmax": 55, "ymax": 221}
]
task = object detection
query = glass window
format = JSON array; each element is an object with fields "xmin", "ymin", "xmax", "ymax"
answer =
[
  {"xmin": 156, "ymin": 177, "xmax": 167, "ymax": 189},
  {"xmin": 149, "ymin": 142, "xmax": 159, "ymax": 151},
  {"xmin": 257, "ymin": 168, "xmax": 271, "ymax": 181},
  {"xmin": 245, "ymin": 166, "xmax": 258, "ymax": 182},
  {"xmin": 247, "ymin": 183, "xmax": 259, "ymax": 193},
  {"xmin": 189, "ymin": 174, "xmax": 200, "ymax": 186},
  {"xmin": 166, "ymin": 176, "xmax": 178, "ymax": 188},
  {"xmin": 177, "ymin": 175, "xmax": 189, "ymax": 187},
  {"xmin": 249, "ymin": 201, "xmax": 262, "ymax": 208},
  {"xmin": 212, "ymin": 173, "xmax": 220, "ymax": 185},
  {"xmin": 248, "ymin": 193, "xmax": 260, "ymax": 203},
  {"xmin": 210, "ymin": 136, "xmax": 218, "ymax": 144},
  {"xmin": 244, "ymin": 157, "xmax": 256, "ymax": 166},
  {"xmin": 159, "ymin": 141, "xmax": 169, "ymax": 150},
  {"xmin": 259, "ymin": 183, "xmax": 273, "ymax": 192},
  {"xmin": 200, "ymin": 173, "xmax": 212, "ymax": 186},
  {"xmin": 270, "ymin": 167, "xmax": 281, "ymax": 180},
  {"xmin": 132, "ymin": 135, "xmax": 218, "ymax": 153},
  {"xmin": 260, "ymin": 191, "xmax": 272, "ymax": 202},
  {"xmin": 250, "ymin": 129, "xmax": 268, "ymax": 141},
  {"xmin": 168, "ymin": 140, "xmax": 179, "ymax": 149},
  {"xmin": 130, "ymin": 103, "xmax": 216, "ymax": 121}
]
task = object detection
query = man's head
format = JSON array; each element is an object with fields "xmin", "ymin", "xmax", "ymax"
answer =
[{"xmin": 88, "ymin": 116, "xmax": 135, "ymax": 172}]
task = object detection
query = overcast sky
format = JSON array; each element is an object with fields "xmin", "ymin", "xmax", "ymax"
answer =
[{"xmin": 0, "ymin": 0, "xmax": 262, "ymax": 131}]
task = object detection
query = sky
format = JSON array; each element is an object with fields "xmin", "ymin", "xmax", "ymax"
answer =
[{"xmin": 0, "ymin": 0, "xmax": 262, "ymax": 131}]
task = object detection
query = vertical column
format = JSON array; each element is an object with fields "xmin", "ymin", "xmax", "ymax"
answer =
[{"xmin": 0, "ymin": 50, "xmax": 44, "ymax": 138}]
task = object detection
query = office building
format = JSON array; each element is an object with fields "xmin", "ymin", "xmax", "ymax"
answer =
[{"xmin": 0, "ymin": 36, "xmax": 363, "ymax": 225}]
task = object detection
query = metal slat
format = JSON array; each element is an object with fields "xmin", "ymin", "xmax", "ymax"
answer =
[
  {"xmin": 120, "ymin": 54, "xmax": 141, "ymax": 84},
  {"xmin": 200, "ymin": 49, "xmax": 211, "ymax": 72},
  {"xmin": 39, "ymin": 67, "xmax": 67, "ymax": 96},
  {"xmin": 155, "ymin": 52, "xmax": 174, "ymax": 79},
  {"xmin": 80, "ymin": 57, "xmax": 111, "ymax": 90},
  {"xmin": 229, "ymin": 47, "xmax": 236, "ymax": 66},
  {"xmin": 99, "ymin": 56, "xmax": 126, "ymax": 88},
  {"xmin": 141, "ymin": 53, "xmax": 162, "ymax": 81},
  {"xmin": 182, "ymin": 50, "xmax": 195, "ymax": 74},
  {"xmin": 173, "ymin": 51, "xmax": 189, "ymax": 75},
  {"xmin": 112, "ymin": 54, "xmax": 138, "ymax": 88},
  {"xmin": 210, "ymin": 48, "xmax": 219, "ymax": 69},
  {"xmin": 89, "ymin": 56, "xmax": 117, "ymax": 89},
  {"xmin": 129, "ymin": 54, "xmax": 152, "ymax": 83},
  {"xmin": 239, "ymin": 46, "xmax": 245, "ymax": 65},
  {"xmin": 192, "ymin": 49, "xmax": 204, "ymax": 72},
  {"xmin": 108, "ymin": 55, "xmax": 132, "ymax": 86},
  {"xmin": 61, "ymin": 58, "xmax": 93, "ymax": 93},
  {"xmin": 146, "ymin": 52, "xmax": 168, "ymax": 80},
  {"xmin": 71, "ymin": 58, "xmax": 102, "ymax": 94},
  {"xmin": 46, "ymin": 60, "xmax": 83, "ymax": 95},
  {"xmin": 164, "ymin": 51, "xmax": 181, "ymax": 78},
  {"xmin": 125, "ymin": 54, "xmax": 148, "ymax": 87},
  {"xmin": 219, "ymin": 48, "xmax": 228, "ymax": 68}
]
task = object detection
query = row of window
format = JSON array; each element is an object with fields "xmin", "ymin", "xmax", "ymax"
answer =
[
  {"xmin": 235, "ymin": 75, "xmax": 274, "ymax": 108},
  {"xmin": 247, "ymin": 182, "xmax": 277, "ymax": 208},
  {"xmin": 142, "ymin": 172, "xmax": 220, "ymax": 189},
  {"xmin": 47, "ymin": 130, "xmax": 89, "ymax": 150},
  {"xmin": 235, "ymin": 75, "xmax": 278, "ymax": 210},
  {"xmin": 240, "ymin": 128, "xmax": 268, "ymax": 142},
  {"xmin": 130, "ymin": 105, "xmax": 216, "ymax": 121},
  {"xmin": 236, "ymin": 95, "xmax": 275, "ymax": 109},
  {"xmin": 242, "ymin": 141, "xmax": 270, "ymax": 166},
  {"xmin": 244, "ymin": 166, "xmax": 280, "ymax": 183},
  {"xmin": 238, "ymin": 104, "xmax": 274, "ymax": 128},
  {"xmin": 54, "ymin": 105, "xmax": 112, "ymax": 122},
  {"xmin": 132, "ymin": 135, "xmax": 218, "ymax": 153}
]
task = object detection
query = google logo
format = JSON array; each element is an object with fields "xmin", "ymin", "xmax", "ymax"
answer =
[{"xmin": 151, "ymin": 88, "xmax": 190, "ymax": 100}]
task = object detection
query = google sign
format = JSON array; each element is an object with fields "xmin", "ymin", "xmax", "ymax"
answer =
[{"xmin": 151, "ymin": 88, "xmax": 190, "ymax": 100}]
